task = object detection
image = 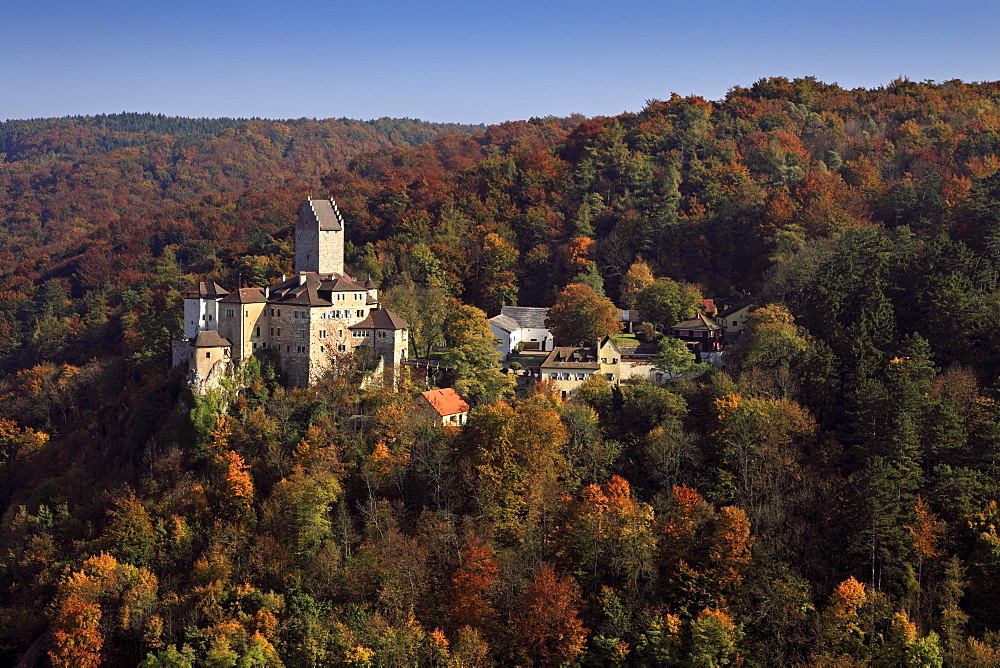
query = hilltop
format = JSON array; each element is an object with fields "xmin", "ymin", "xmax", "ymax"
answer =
[{"xmin": 7, "ymin": 78, "xmax": 1000, "ymax": 664}]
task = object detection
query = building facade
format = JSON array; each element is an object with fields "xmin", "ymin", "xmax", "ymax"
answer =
[
  {"xmin": 489, "ymin": 306, "xmax": 554, "ymax": 360},
  {"xmin": 179, "ymin": 198, "xmax": 408, "ymax": 389},
  {"xmin": 539, "ymin": 337, "xmax": 622, "ymax": 398}
]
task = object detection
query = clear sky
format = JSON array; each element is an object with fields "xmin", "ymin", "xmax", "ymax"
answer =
[{"xmin": 2, "ymin": 0, "xmax": 998, "ymax": 125}]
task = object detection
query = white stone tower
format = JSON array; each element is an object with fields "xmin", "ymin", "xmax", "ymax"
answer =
[
  {"xmin": 295, "ymin": 198, "xmax": 345, "ymax": 276},
  {"xmin": 181, "ymin": 282, "xmax": 228, "ymax": 339}
]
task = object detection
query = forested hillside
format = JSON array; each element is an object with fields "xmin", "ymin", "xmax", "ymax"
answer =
[{"xmin": 6, "ymin": 79, "xmax": 1000, "ymax": 664}]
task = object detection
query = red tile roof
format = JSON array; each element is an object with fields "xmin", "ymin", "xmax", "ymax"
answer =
[{"xmin": 420, "ymin": 388, "xmax": 469, "ymax": 417}]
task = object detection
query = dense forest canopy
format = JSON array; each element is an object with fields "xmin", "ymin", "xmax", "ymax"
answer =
[{"xmin": 6, "ymin": 78, "xmax": 1000, "ymax": 664}]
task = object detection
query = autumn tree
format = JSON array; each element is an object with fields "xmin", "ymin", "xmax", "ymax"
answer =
[
  {"xmin": 460, "ymin": 395, "xmax": 568, "ymax": 545},
  {"xmin": 566, "ymin": 475, "xmax": 656, "ymax": 593},
  {"xmin": 545, "ymin": 282, "xmax": 622, "ymax": 346},
  {"xmin": 449, "ymin": 535, "xmax": 500, "ymax": 632},
  {"xmin": 619, "ymin": 257, "xmax": 655, "ymax": 309},
  {"xmin": 634, "ymin": 277, "xmax": 703, "ymax": 329},
  {"xmin": 511, "ymin": 563, "xmax": 588, "ymax": 665},
  {"xmin": 440, "ymin": 301, "xmax": 515, "ymax": 405}
]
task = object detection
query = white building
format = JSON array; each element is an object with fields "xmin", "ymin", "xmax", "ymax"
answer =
[{"xmin": 488, "ymin": 306, "xmax": 554, "ymax": 360}]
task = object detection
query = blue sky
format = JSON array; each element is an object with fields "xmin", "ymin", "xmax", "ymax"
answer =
[{"xmin": 2, "ymin": 0, "xmax": 998, "ymax": 124}]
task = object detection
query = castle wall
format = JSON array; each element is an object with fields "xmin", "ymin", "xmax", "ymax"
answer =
[
  {"xmin": 219, "ymin": 302, "xmax": 268, "ymax": 361},
  {"xmin": 188, "ymin": 345, "xmax": 231, "ymax": 394},
  {"xmin": 171, "ymin": 339, "xmax": 191, "ymax": 368}
]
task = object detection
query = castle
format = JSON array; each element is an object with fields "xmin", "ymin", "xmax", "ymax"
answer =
[{"xmin": 174, "ymin": 198, "xmax": 409, "ymax": 391}]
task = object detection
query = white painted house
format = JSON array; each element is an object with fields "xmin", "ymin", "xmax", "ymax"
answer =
[{"xmin": 489, "ymin": 306, "xmax": 554, "ymax": 360}]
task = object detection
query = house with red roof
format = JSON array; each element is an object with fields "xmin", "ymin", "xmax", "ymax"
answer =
[{"xmin": 417, "ymin": 388, "xmax": 470, "ymax": 426}]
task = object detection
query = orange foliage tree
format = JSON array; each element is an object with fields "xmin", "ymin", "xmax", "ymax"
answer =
[{"xmin": 511, "ymin": 563, "xmax": 588, "ymax": 665}]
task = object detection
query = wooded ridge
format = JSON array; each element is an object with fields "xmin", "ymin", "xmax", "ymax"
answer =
[{"xmin": 5, "ymin": 78, "xmax": 1000, "ymax": 664}]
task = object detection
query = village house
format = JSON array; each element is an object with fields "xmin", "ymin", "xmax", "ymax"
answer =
[
  {"xmin": 417, "ymin": 387, "xmax": 470, "ymax": 426},
  {"xmin": 671, "ymin": 314, "xmax": 724, "ymax": 353},
  {"xmin": 714, "ymin": 296, "xmax": 754, "ymax": 333},
  {"xmin": 539, "ymin": 337, "xmax": 622, "ymax": 398},
  {"xmin": 489, "ymin": 306, "xmax": 554, "ymax": 360},
  {"xmin": 177, "ymin": 198, "xmax": 409, "ymax": 390}
]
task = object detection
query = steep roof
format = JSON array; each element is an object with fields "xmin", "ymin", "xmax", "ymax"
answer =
[
  {"xmin": 182, "ymin": 281, "xmax": 229, "ymax": 299},
  {"xmin": 488, "ymin": 313, "xmax": 520, "ymax": 333},
  {"xmin": 349, "ymin": 307, "xmax": 409, "ymax": 331},
  {"xmin": 499, "ymin": 306, "xmax": 550, "ymax": 329},
  {"xmin": 420, "ymin": 388, "xmax": 469, "ymax": 417},
  {"xmin": 301, "ymin": 198, "xmax": 344, "ymax": 231},
  {"xmin": 673, "ymin": 313, "xmax": 723, "ymax": 331},
  {"xmin": 598, "ymin": 336, "xmax": 622, "ymax": 355},
  {"xmin": 717, "ymin": 296, "xmax": 754, "ymax": 319},
  {"xmin": 218, "ymin": 287, "xmax": 268, "ymax": 304},
  {"xmin": 191, "ymin": 331, "xmax": 231, "ymax": 347}
]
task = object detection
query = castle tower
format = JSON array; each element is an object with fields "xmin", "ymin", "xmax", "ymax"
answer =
[
  {"xmin": 181, "ymin": 281, "xmax": 229, "ymax": 339},
  {"xmin": 295, "ymin": 198, "xmax": 345, "ymax": 276}
]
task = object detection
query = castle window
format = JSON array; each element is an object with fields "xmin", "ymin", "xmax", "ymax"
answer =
[
  {"xmin": 300, "ymin": 330, "xmax": 307, "ymax": 338},
  {"xmin": 205, "ymin": 352, "xmax": 211, "ymax": 358},
  {"xmin": 319, "ymin": 330, "xmax": 327, "ymax": 339},
  {"xmin": 356, "ymin": 310, "xmax": 363, "ymax": 317},
  {"xmin": 277, "ymin": 328, "xmax": 281, "ymax": 336},
  {"xmin": 253, "ymin": 343, "xmax": 257, "ymax": 350},
  {"xmin": 320, "ymin": 345, "xmax": 325, "ymax": 352},
  {"xmin": 294, "ymin": 312, "xmax": 299, "ymax": 319},
  {"xmin": 256, "ymin": 327, "xmax": 260, "ymax": 337},
  {"xmin": 270, "ymin": 327, "xmax": 274, "ymax": 335},
  {"xmin": 286, "ymin": 345, "xmax": 290, "ymax": 352},
  {"xmin": 226, "ymin": 309, "xmax": 234, "ymax": 318},
  {"xmin": 208, "ymin": 314, "xmax": 213, "ymax": 321}
]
